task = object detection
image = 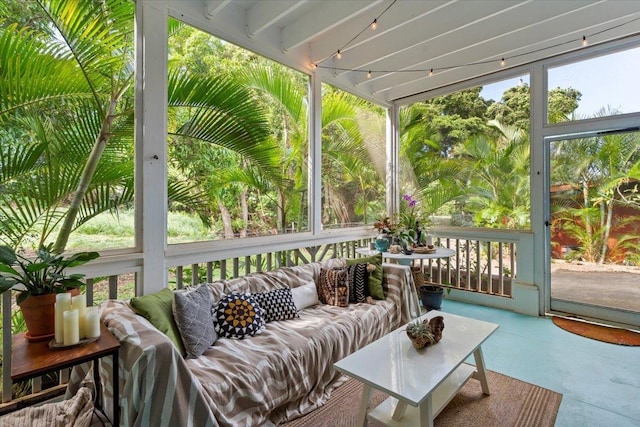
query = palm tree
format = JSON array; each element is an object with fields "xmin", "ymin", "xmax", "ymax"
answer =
[
  {"xmin": 0, "ymin": 0, "xmax": 276, "ymax": 251},
  {"xmin": 453, "ymin": 120, "xmax": 531, "ymax": 229},
  {"xmin": 550, "ymin": 113, "xmax": 640, "ymax": 263}
]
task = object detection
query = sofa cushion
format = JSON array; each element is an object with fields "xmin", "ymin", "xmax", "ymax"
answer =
[
  {"xmin": 345, "ymin": 263, "xmax": 369, "ymax": 303},
  {"xmin": 130, "ymin": 288, "xmax": 186, "ymax": 356},
  {"xmin": 173, "ymin": 285, "xmax": 218, "ymax": 358},
  {"xmin": 214, "ymin": 293, "xmax": 266, "ymax": 339},
  {"xmin": 252, "ymin": 288, "xmax": 298, "ymax": 323},
  {"xmin": 291, "ymin": 280, "xmax": 319, "ymax": 310},
  {"xmin": 347, "ymin": 253, "xmax": 384, "ymax": 299},
  {"xmin": 317, "ymin": 268, "xmax": 349, "ymax": 307}
]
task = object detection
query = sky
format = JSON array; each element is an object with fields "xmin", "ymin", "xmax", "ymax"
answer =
[{"xmin": 480, "ymin": 46, "xmax": 640, "ymax": 118}]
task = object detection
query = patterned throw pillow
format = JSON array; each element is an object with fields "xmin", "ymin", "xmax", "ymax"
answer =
[
  {"xmin": 252, "ymin": 288, "xmax": 298, "ymax": 323},
  {"xmin": 317, "ymin": 268, "xmax": 349, "ymax": 307},
  {"xmin": 345, "ymin": 263, "xmax": 369, "ymax": 303},
  {"xmin": 173, "ymin": 285, "xmax": 218, "ymax": 359},
  {"xmin": 214, "ymin": 293, "xmax": 266, "ymax": 339},
  {"xmin": 346, "ymin": 253, "xmax": 384, "ymax": 299}
]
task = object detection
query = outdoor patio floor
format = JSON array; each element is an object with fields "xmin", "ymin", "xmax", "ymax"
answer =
[{"xmin": 443, "ymin": 300, "xmax": 640, "ymax": 427}]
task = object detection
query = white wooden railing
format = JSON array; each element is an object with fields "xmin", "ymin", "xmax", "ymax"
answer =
[{"xmin": 0, "ymin": 227, "xmax": 531, "ymax": 413}]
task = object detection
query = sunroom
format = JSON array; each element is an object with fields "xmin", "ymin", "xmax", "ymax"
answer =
[{"xmin": 1, "ymin": 0, "xmax": 640, "ymax": 425}]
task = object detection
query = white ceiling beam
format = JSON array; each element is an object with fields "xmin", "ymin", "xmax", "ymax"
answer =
[
  {"xmin": 335, "ymin": 1, "xmax": 536, "ymax": 76},
  {"xmin": 362, "ymin": 2, "xmax": 638, "ymax": 94},
  {"xmin": 380, "ymin": 18, "xmax": 640, "ymax": 102},
  {"xmin": 205, "ymin": 0, "xmax": 233, "ymax": 18},
  {"xmin": 310, "ymin": 0, "xmax": 452, "ymax": 66},
  {"xmin": 247, "ymin": 0, "xmax": 308, "ymax": 38},
  {"xmin": 281, "ymin": 0, "xmax": 384, "ymax": 52}
]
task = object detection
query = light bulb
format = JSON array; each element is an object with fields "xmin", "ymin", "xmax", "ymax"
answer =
[
  {"xmin": 371, "ymin": 19, "xmax": 378, "ymax": 30},
  {"xmin": 582, "ymin": 36, "xmax": 588, "ymax": 46},
  {"xmin": 367, "ymin": 70, "xmax": 372, "ymax": 79},
  {"xmin": 336, "ymin": 50, "xmax": 342, "ymax": 60},
  {"xmin": 500, "ymin": 58, "xmax": 505, "ymax": 67},
  {"xmin": 429, "ymin": 68, "xmax": 433, "ymax": 77}
]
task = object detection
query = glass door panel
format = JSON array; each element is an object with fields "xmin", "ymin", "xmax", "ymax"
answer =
[{"xmin": 548, "ymin": 130, "xmax": 640, "ymax": 327}]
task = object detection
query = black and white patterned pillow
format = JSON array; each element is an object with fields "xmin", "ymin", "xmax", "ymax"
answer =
[
  {"xmin": 173, "ymin": 285, "xmax": 218, "ymax": 358},
  {"xmin": 214, "ymin": 293, "xmax": 265, "ymax": 339},
  {"xmin": 252, "ymin": 288, "xmax": 298, "ymax": 323},
  {"xmin": 345, "ymin": 263, "xmax": 369, "ymax": 303}
]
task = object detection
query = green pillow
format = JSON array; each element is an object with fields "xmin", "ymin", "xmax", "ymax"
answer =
[
  {"xmin": 347, "ymin": 253, "xmax": 384, "ymax": 300},
  {"xmin": 130, "ymin": 288, "xmax": 186, "ymax": 356}
]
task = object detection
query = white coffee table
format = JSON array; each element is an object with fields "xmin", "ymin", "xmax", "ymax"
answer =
[{"xmin": 333, "ymin": 311, "xmax": 499, "ymax": 427}]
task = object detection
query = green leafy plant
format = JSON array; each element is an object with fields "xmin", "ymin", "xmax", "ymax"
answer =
[{"xmin": 0, "ymin": 244, "xmax": 99, "ymax": 304}]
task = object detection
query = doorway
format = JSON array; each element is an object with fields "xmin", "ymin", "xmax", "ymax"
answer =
[{"xmin": 547, "ymin": 129, "xmax": 640, "ymax": 328}]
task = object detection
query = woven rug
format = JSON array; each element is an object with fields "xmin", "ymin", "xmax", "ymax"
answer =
[
  {"xmin": 552, "ymin": 316, "xmax": 640, "ymax": 346},
  {"xmin": 282, "ymin": 370, "xmax": 561, "ymax": 427}
]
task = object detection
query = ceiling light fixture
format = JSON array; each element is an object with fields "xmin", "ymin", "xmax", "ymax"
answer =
[
  {"xmin": 582, "ymin": 35, "xmax": 588, "ymax": 46},
  {"xmin": 371, "ymin": 19, "xmax": 378, "ymax": 30}
]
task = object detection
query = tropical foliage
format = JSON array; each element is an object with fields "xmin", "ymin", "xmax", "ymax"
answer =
[{"xmin": 2, "ymin": 0, "xmax": 639, "ymax": 268}]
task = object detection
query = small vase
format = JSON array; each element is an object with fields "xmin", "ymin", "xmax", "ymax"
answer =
[{"xmin": 374, "ymin": 234, "xmax": 390, "ymax": 252}]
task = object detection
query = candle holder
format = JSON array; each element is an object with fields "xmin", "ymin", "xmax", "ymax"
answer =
[{"xmin": 48, "ymin": 335, "xmax": 100, "ymax": 350}]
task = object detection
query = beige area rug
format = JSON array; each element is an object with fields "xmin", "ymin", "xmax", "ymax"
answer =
[{"xmin": 282, "ymin": 371, "xmax": 562, "ymax": 427}]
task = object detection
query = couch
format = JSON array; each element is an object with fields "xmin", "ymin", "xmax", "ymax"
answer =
[{"xmin": 67, "ymin": 258, "xmax": 419, "ymax": 427}]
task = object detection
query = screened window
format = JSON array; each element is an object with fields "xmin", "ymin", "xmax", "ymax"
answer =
[{"xmin": 167, "ymin": 21, "xmax": 310, "ymax": 243}]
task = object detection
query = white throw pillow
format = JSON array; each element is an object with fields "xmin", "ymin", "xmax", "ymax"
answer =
[{"xmin": 291, "ymin": 280, "xmax": 319, "ymax": 311}]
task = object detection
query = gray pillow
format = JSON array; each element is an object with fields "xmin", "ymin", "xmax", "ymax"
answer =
[{"xmin": 172, "ymin": 285, "xmax": 218, "ymax": 358}]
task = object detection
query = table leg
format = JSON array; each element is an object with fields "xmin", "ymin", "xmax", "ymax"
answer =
[
  {"xmin": 113, "ymin": 349, "xmax": 119, "ymax": 426},
  {"xmin": 93, "ymin": 359, "xmax": 102, "ymax": 411},
  {"xmin": 392, "ymin": 400, "xmax": 408, "ymax": 421},
  {"xmin": 357, "ymin": 383, "xmax": 372, "ymax": 427},
  {"xmin": 472, "ymin": 346, "xmax": 491, "ymax": 395},
  {"xmin": 418, "ymin": 394, "xmax": 434, "ymax": 427}
]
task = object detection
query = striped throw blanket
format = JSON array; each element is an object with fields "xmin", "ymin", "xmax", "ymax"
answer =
[{"xmin": 67, "ymin": 260, "xmax": 416, "ymax": 427}]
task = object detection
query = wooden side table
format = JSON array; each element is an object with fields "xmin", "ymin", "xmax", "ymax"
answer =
[{"xmin": 11, "ymin": 323, "xmax": 120, "ymax": 426}]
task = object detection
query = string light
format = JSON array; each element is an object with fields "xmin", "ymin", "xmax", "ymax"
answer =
[
  {"xmin": 311, "ymin": 6, "xmax": 640, "ymax": 77},
  {"xmin": 315, "ymin": 0, "xmax": 397, "ymax": 64}
]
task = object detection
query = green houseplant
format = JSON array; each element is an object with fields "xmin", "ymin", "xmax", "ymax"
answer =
[{"xmin": 0, "ymin": 244, "xmax": 99, "ymax": 340}]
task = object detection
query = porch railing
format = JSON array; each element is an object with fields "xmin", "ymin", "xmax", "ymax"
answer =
[{"xmin": 0, "ymin": 227, "xmax": 528, "ymax": 412}]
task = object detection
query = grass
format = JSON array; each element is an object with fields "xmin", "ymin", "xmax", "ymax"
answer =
[{"xmin": 58, "ymin": 209, "xmax": 220, "ymax": 251}]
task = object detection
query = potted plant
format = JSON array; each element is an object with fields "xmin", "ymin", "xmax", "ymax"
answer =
[{"xmin": 0, "ymin": 244, "xmax": 99, "ymax": 341}]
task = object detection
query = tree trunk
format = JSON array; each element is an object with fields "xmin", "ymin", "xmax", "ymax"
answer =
[
  {"xmin": 240, "ymin": 189, "xmax": 248, "ymax": 238},
  {"xmin": 599, "ymin": 201, "xmax": 614, "ymax": 264},
  {"xmin": 53, "ymin": 97, "xmax": 119, "ymax": 253},
  {"xmin": 218, "ymin": 201, "xmax": 234, "ymax": 239}
]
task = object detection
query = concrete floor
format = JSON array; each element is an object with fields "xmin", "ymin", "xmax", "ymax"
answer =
[
  {"xmin": 444, "ymin": 299, "xmax": 640, "ymax": 427},
  {"xmin": 551, "ymin": 266, "xmax": 640, "ymax": 312}
]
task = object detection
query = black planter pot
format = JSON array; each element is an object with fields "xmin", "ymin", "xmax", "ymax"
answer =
[{"xmin": 419, "ymin": 285, "xmax": 444, "ymax": 311}]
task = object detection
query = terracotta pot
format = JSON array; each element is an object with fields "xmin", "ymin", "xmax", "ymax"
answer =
[{"xmin": 18, "ymin": 288, "xmax": 80, "ymax": 342}]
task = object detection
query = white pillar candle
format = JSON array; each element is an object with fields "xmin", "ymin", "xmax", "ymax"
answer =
[
  {"xmin": 63, "ymin": 309, "xmax": 80, "ymax": 346},
  {"xmin": 85, "ymin": 307, "xmax": 101, "ymax": 339},
  {"xmin": 72, "ymin": 294, "xmax": 87, "ymax": 339},
  {"xmin": 55, "ymin": 293, "xmax": 72, "ymax": 344}
]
